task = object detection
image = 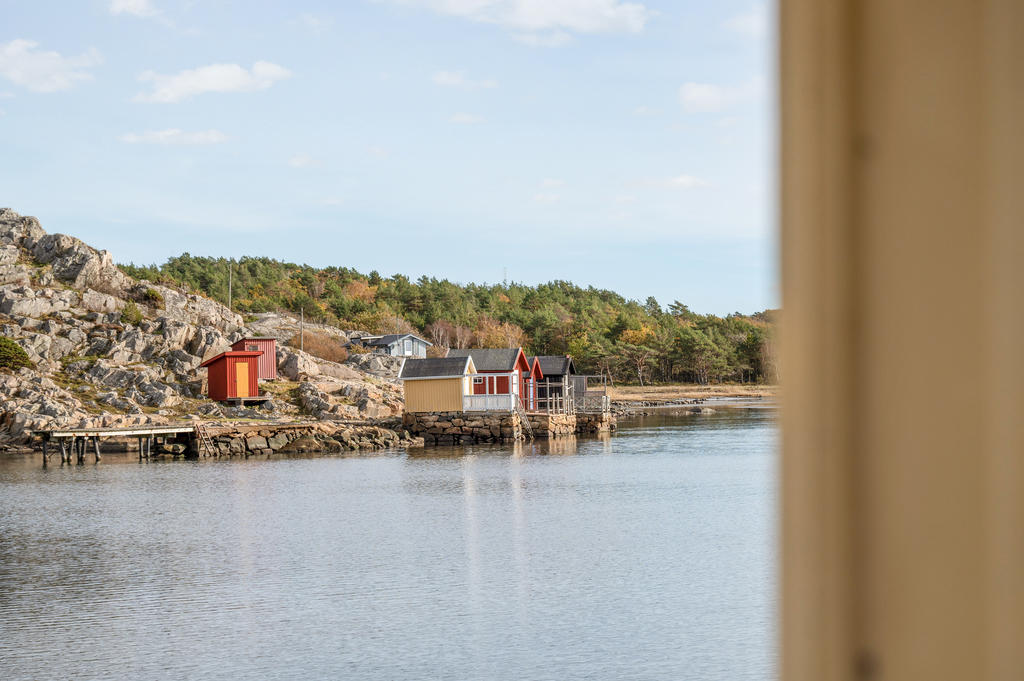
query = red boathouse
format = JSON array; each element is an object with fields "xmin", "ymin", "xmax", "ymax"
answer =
[
  {"xmin": 526, "ymin": 356, "xmax": 544, "ymax": 411},
  {"xmin": 445, "ymin": 348, "xmax": 537, "ymax": 409},
  {"xmin": 201, "ymin": 351, "xmax": 262, "ymax": 402},
  {"xmin": 230, "ymin": 337, "xmax": 278, "ymax": 380}
]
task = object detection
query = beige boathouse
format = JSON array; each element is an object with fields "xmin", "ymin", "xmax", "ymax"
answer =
[{"xmin": 397, "ymin": 356, "xmax": 477, "ymax": 413}]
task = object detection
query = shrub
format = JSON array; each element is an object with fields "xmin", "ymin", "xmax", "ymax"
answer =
[
  {"xmin": 426, "ymin": 345, "xmax": 448, "ymax": 358},
  {"xmin": 287, "ymin": 331, "xmax": 348, "ymax": 364},
  {"xmin": 121, "ymin": 300, "xmax": 143, "ymax": 326},
  {"xmin": 0, "ymin": 337, "xmax": 33, "ymax": 371},
  {"xmin": 143, "ymin": 288, "xmax": 164, "ymax": 307}
]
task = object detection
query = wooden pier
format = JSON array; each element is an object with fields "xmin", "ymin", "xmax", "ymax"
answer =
[{"xmin": 35, "ymin": 425, "xmax": 200, "ymax": 465}]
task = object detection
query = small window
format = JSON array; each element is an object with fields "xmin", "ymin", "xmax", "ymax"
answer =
[
  {"xmin": 473, "ymin": 377, "xmax": 484, "ymax": 384},
  {"xmin": 247, "ymin": 344, "xmax": 258, "ymax": 352}
]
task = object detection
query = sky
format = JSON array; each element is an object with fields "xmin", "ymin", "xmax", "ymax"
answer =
[{"xmin": 0, "ymin": 0, "xmax": 776, "ymax": 315}]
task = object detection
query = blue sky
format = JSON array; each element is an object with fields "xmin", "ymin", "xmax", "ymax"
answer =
[{"xmin": 0, "ymin": 0, "xmax": 776, "ymax": 314}]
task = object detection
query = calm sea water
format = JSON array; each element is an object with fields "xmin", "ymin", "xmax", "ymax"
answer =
[{"xmin": 0, "ymin": 405, "xmax": 776, "ymax": 681}]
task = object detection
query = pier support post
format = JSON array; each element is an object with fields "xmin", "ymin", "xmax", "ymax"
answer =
[
  {"xmin": 93, "ymin": 437, "xmax": 101, "ymax": 463},
  {"xmin": 138, "ymin": 436, "xmax": 144, "ymax": 462},
  {"xmin": 42, "ymin": 440, "xmax": 48, "ymax": 467},
  {"xmin": 59, "ymin": 440, "xmax": 68, "ymax": 465}
]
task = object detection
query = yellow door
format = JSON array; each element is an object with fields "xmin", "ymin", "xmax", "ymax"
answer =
[{"xmin": 235, "ymin": 361, "xmax": 250, "ymax": 398}]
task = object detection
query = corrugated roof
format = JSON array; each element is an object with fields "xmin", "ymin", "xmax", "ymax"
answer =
[
  {"xmin": 200, "ymin": 350, "xmax": 263, "ymax": 368},
  {"xmin": 398, "ymin": 356, "xmax": 472, "ymax": 379},
  {"xmin": 529, "ymin": 355, "xmax": 576, "ymax": 376},
  {"xmin": 446, "ymin": 348, "xmax": 522, "ymax": 371}
]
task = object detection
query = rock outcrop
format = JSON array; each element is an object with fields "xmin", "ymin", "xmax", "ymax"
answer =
[
  {"xmin": 245, "ymin": 312, "xmax": 349, "ymax": 344},
  {"xmin": 344, "ymin": 352, "xmax": 405, "ymax": 378},
  {"xmin": 0, "ymin": 209, "xmax": 406, "ymax": 450}
]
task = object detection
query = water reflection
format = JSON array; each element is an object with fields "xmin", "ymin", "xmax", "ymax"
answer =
[{"xmin": 0, "ymin": 407, "xmax": 776, "ymax": 681}]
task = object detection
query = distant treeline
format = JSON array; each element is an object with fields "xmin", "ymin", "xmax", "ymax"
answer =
[{"xmin": 121, "ymin": 255, "xmax": 778, "ymax": 385}]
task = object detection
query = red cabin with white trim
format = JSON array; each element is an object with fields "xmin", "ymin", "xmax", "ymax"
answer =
[{"xmin": 445, "ymin": 347, "xmax": 538, "ymax": 409}]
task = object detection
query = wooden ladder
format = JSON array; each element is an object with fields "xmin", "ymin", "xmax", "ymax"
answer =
[
  {"xmin": 515, "ymin": 399, "xmax": 535, "ymax": 441},
  {"xmin": 194, "ymin": 422, "xmax": 216, "ymax": 456}
]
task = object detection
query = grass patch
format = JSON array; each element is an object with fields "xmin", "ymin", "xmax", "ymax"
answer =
[
  {"xmin": 142, "ymin": 288, "xmax": 164, "ymax": 307},
  {"xmin": 287, "ymin": 331, "xmax": 348, "ymax": 364},
  {"xmin": 0, "ymin": 337, "xmax": 33, "ymax": 371},
  {"xmin": 61, "ymin": 354, "xmax": 101, "ymax": 368},
  {"xmin": 121, "ymin": 300, "xmax": 143, "ymax": 326}
]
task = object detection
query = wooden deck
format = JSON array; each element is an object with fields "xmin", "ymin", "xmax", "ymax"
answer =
[
  {"xmin": 37, "ymin": 425, "xmax": 198, "ymax": 440},
  {"xmin": 33, "ymin": 424, "xmax": 200, "ymax": 466}
]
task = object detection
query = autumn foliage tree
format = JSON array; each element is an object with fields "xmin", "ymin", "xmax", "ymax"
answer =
[{"xmin": 121, "ymin": 257, "xmax": 778, "ymax": 385}]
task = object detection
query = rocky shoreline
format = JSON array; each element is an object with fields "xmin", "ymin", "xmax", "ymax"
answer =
[
  {"xmin": 0, "ymin": 208, "xmax": 625, "ymax": 458},
  {"xmin": 612, "ymin": 397, "xmax": 712, "ymax": 417},
  {"xmin": 0, "ymin": 208, "xmax": 413, "ymax": 451},
  {"xmin": 202, "ymin": 420, "xmax": 423, "ymax": 456}
]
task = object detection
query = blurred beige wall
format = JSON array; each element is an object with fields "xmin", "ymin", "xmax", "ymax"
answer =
[{"xmin": 780, "ymin": 1, "xmax": 1024, "ymax": 679}]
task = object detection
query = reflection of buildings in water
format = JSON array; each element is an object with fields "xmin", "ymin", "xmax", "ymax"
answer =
[
  {"xmin": 509, "ymin": 450, "xmax": 529, "ymax": 622},
  {"xmin": 541, "ymin": 435, "xmax": 578, "ymax": 457},
  {"xmin": 461, "ymin": 454, "xmax": 481, "ymax": 608}
]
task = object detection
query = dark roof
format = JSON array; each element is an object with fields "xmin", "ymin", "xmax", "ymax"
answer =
[
  {"xmin": 530, "ymin": 355, "xmax": 576, "ymax": 377},
  {"xmin": 363, "ymin": 333, "xmax": 432, "ymax": 347},
  {"xmin": 200, "ymin": 350, "xmax": 263, "ymax": 368},
  {"xmin": 235, "ymin": 336, "xmax": 277, "ymax": 341},
  {"xmin": 446, "ymin": 348, "xmax": 523, "ymax": 371},
  {"xmin": 398, "ymin": 357, "xmax": 472, "ymax": 379}
]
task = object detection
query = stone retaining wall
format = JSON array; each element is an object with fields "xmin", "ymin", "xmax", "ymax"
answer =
[
  {"xmin": 527, "ymin": 413, "xmax": 576, "ymax": 437},
  {"xmin": 402, "ymin": 410, "xmax": 523, "ymax": 445},
  {"xmin": 203, "ymin": 422, "xmax": 421, "ymax": 457},
  {"xmin": 575, "ymin": 412, "xmax": 616, "ymax": 434}
]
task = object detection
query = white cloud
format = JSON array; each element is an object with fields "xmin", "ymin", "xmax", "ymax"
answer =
[
  {"xmin": 322, "ymin": 197, "xmax": 345, "ymax": 206},
  {"xmin": 679, "ymin": 79, "xmax": 761, "ymax": 113},
  {"xmin": 388, "ymin": 1, "xmax": 651, "ymax": 38},
  {"xmin": 0, "ymin": 40, "xmax": 101, "ymax": 93},
  {"xmin": 534, "ymin": 193, "xmax": 560, "ymax": 203},
  {"xmin": 450, "ymin": 112, "xmax": 483, "ymax": 124},
  {"xmin": 120, "ymin": 128, "xmax": 228, "ymax": 144},
  {"xmin": 109, "ymin": 0, "xmax": 159, "ymax": 17},
  {"xmin": 614, "ymin": 194, "xmax": 636, "ymax": 203},
  {"xmin": 432, "ymin": 70, "xmax": 497, "ymax": 89},
  {"xmin": 0, "ymin": 91, "xmax": 14, "ymax": 99},
  {"xmin": 135, "ymin": 61, "xmax": 291, "ymax": 103},
  {"xmin": 725, "ymin": 4, "xmax": 768, "ymax": 38},
  {"xmin": 541, "ymin": 178, "xmax": 564, "ymax": 188},
  {"xmin": 288, "ymin": 154, "xmax": 323, "ymax": 168},
  {"xmin": 367, "ymin": 145, "xmax": 390, "ymax": 157}
]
